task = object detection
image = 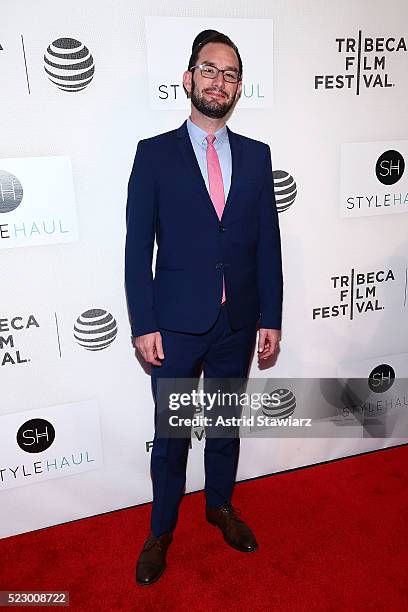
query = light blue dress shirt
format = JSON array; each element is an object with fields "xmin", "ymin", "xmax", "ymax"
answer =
[{"xmin": 186, "ymin": 115, "xmax": 232, "ymax": 199}]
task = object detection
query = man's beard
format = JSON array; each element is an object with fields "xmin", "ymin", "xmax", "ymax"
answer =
[{"xmin": 190, "ymin": 78, "xmax": 236, "ymax": 119}]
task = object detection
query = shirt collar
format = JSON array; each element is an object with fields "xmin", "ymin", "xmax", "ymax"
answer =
[{"xmin": 187, "ymin": 116, "xmax": 228, "ymax": 149}]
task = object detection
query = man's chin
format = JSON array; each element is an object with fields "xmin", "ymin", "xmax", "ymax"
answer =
[
  {"xmin": 193, "ymin": 100, "xmax": 231, "ymax": 119},
  {"xmin": 201, "ymin": 107, "xmax": 230, "ymax": 119}
]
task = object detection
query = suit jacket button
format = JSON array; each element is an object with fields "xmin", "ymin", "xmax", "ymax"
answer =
[
  {"xmin": 219, "ymin": 224, "xmax": 226, "ymax": 232},
  {"xmin": 215, "ymin": 262, "xmax": 223, "ymax": 269}
]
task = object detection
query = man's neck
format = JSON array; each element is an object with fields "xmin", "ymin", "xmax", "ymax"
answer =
[{"xmin": 189, "ymin": 108, "xmax": 226, "ymax": 134}]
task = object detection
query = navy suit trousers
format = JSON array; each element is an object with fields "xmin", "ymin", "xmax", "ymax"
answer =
[{"xmin": 150, "ymin": 303, "xmax": 257, "ymax": 537}]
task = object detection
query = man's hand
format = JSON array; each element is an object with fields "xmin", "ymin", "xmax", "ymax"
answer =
[
  {"xmin": 257, "ymin": 328, "xmax": 280, "ymax": 361},
  {"xmin": 134, "ymin": 331, "xmax": 164, "ymax": 366}
]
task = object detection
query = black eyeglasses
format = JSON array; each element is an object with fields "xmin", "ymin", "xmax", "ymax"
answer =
[{"xmin": 189, "ymin": 63, "xmax": 241, "ymax": 83}]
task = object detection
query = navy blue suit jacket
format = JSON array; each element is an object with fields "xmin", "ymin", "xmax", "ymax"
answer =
[{"xmin": 125, "ymin": 119, "xmax": 283, "ymax": 337}]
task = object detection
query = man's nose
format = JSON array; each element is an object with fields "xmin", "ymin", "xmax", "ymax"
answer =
[{"xmin": 213, "ymin": 71, "xmax": 225, "ymax": 87}]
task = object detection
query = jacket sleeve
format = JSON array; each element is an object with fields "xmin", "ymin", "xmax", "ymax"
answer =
[
  {"xmin": 257, "ymin": 144, "xmax": 283, "ymax": 330},
  {"xmin": 124, "ymin": 139, "xmax": 159, "ymax": 337}
]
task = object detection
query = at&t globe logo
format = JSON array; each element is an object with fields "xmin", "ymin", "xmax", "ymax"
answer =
[
  {"xmin": 261, "ymin": 388, "xmax": 296, "ymax": 419},
  {"xmin": 273, "ymin": 170, "xmax": 297, "ymax": 213},
  {"xmin": 74, "ymin": 309, "xmax": 118, "ymax": 351},
  {"xmin": 44, "ymin": 38, "xmax": 95, "ymax": 92}
]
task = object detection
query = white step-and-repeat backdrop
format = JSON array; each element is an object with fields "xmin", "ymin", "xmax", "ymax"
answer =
[{"xmin": 1, "ymin": 0, "xmax": 407, "ymax": 538}]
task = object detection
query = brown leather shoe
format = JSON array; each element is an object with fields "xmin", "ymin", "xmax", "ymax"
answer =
[
  {"xmin": 206, "ymin": 502, "xmax": 258, "ymax": 552},
  {"xmin": 135, "ymin": 531, "xmax": 173, "ymax": 585}
]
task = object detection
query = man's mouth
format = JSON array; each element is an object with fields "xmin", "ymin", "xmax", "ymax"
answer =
[{"xmin": 205, "ymin": 90, "xmax": 226, "ymax": 99}]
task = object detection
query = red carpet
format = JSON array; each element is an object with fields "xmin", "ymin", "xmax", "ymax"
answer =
[{"xmin": 1, "ymin": 445, "xmax": 407, "ymax": 611}]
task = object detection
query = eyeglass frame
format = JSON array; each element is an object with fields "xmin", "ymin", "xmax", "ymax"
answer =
[{"xmin": 188, "ymin": 63, "xmax": 242, "ymax": 83}]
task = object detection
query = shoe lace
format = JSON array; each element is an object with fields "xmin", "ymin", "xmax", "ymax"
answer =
[
  {"xmin": 144, "ymin": 536, "xmax": 166, "ymax": 552},
  {"xmin": 220, "ymin": 503, "xmax": 243, "ymax": 522}
]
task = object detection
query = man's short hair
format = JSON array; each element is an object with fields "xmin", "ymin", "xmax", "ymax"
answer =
[{"xmin": 187, "ymin": 29, "xmax": 243, "ymax": 79}]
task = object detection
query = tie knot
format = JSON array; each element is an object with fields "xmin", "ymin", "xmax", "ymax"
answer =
[{"xmin": 206, "ymin": 134, "xmax": 216, "ymax": 145}]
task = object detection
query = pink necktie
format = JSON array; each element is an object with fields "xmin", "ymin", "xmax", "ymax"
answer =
[{"xmin": 206, "ymin": 134, "xmax": 226, "ymax": 304}]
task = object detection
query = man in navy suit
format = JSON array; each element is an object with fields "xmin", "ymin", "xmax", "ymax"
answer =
[{"xmin": 125, "ymin": 30, "xmax": 283, "ymax": 585}]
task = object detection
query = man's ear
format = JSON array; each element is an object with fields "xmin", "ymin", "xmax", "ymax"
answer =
[
  {"xmin": 236, "ymin": 79, "xmax": 243, "ymax": 101},
  {"xmin": 183, "ymin": 70, "xmax": 192, "ymax": 98}
]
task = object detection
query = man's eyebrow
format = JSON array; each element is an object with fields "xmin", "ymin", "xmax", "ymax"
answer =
[{"xmin": 202, "ymin": 61, "xmax": 239, "ymax": 71}]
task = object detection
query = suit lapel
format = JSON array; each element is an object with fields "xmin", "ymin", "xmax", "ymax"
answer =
[{"xmin": 175, "ymin": 119, "xmax": 243, "ymax": 223}]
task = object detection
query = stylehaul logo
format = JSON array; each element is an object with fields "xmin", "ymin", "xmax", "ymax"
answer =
[
  {"xmin": 17, "ymin": 418, "xmax": 56, "ymax": 453},
  {"xmin": 0, "ymin": 400, "xmax": 102, "ymax": 490},
  {"xmin": 336, "ymin": 352, "xmax": 408, "ymax": 438},
  {"xmin": 338, "ymin": 360, "xmax": 407, "ymax": 433},
  {"xmin": 0, "ymin": 157, "xmax": 79, "ymax": 249},
  {"xmin": 368, "ymin": 363, "xmax": 396, "ymax": 393},
  {"xmin": 0, "ymin": 170, "xmax": 23, "ymax": 213},
  {"xmin": 315, "ymin": 33, "xmax": 407, "ymax": 94},
  {"xmin": 313, "ymin": 268, "xmax": 395, "ymax": 320},
  {"xmin": 340, "ymin": 141, "xmax": 408, "ymax": 218}
]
